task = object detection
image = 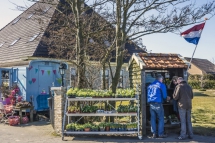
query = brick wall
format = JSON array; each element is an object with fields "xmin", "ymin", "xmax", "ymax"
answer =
[{"xmin": 51, "ymin": 87, "xmax": 67, "ymax": 135}]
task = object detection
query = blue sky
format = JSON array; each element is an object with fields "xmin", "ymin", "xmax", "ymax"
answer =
[{"xmin": 0, "ymin": 0, "xmax": 214, "ymax": 61}]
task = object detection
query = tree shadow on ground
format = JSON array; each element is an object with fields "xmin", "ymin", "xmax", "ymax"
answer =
[
  {"xmin": 193, "ymin": 125, "xmax": 215, "ymax": 137},
  {"xmin": 193, "ymin": 92, "xmax": 209, "ymax": 96}
]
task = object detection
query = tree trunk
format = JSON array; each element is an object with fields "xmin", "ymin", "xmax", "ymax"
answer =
[
  {"xmin": 73, "ymin": 0, "xmax": 86, "ymax": 89},
  {"xmin": 102, "ymin": 64, "xmax": 106, "ymax": 90}
]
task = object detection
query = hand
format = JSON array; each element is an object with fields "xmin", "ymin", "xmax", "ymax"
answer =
[{"xmin": 167, "ymin": 96, "xmax": 171, "ymax": 101}]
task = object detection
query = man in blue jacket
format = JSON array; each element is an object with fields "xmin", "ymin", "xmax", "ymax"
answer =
[{"xmin": 147, "ymin": 75, "xmax": 170, "ymax": 138}]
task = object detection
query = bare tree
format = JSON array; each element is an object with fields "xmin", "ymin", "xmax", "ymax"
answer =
[
  {"xmin": 99, "ymin": 0, "xmax": 215, "ymax": 93},
  {"xmin": 21, "ymin": 0, "xmax": 112, "ymax": 88}
]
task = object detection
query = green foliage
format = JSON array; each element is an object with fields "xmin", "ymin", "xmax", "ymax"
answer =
[
  {"xmin": 116, "ymin": 88, "xmax": 135, "ymax": 97},
  {"xmin": 188, "ymin": 74, "xmax": 215, "ymax": 81},
  {"xmin": 98, "ymin": 122, "xmax": 105, "ymax": 128},
  {"xmin": 66, "ymin": 88, "xmax": 136, "ymax": 97},
  {"xmin": 117, "ymin": 105, "xmax": 137, "ymax": 113},
  {"xmin": 81, "ymin": 105, "xmax": 98, "ymax": 113},
  {"xmin": 66, "ymin": 88, "xmax": 79, "ymax": 96},
  {"xmin": 83, "ymin": 123, "xmax": 92, "ymax": 128},
  {"xmin": 189, "ymin": 80, "xmax": 215, "ymax": 89},
  {"xmin": 66, "ymin": 123, "xmax": 76, "ymax": 130}
]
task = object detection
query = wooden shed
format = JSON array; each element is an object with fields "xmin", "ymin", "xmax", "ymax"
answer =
[{"xmin": 128, "ymin": 53, "xmax": 188, "ymax": 136}]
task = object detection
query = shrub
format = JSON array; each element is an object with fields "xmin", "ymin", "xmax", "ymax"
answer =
[{"xmin": 188, "ymin": 80, "xmax": 215, "ymax": 89}]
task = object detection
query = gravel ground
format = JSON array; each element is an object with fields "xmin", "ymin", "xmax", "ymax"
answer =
[{"xmin": 0, "ymin": 121, "xmax": 214, "ymax": 143}]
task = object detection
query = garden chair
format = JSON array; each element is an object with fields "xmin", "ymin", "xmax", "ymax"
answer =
[{"xmin": 0, "ymin": 102, "xmax": 15, "ymax": 124}]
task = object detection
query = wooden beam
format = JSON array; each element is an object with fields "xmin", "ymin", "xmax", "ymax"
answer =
[{"xmin": 141, "ymin": 70, "xmax": 146, "ymax": 136}]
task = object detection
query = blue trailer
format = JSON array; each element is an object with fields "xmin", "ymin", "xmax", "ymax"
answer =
[{"xmin": 0, "ymin": 60, "xmax": 67, "ymax": 111}]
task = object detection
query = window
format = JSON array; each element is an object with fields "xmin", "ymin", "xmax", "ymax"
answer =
[
  {"xmin": 104, "ymin": 40, "xmax": 110, "ymax": 47},
  {"xmin": 105, "ymin": 69, "xmax": 109, "ymax": 89},
  {"xmin": 27, "ymin": 13, "xmax": 34, "ymax": 19},
  {"xmin": 12, "ymin": 18, "xmax": 21, "ymax": 25},
  {"xmin": 70, "ymin": 68, "xmax": 76, "ymax": 87},
  {"xmin": 29, "ymin": 33, "xmax": 40, "ymax": 42},
  {"xmin": 118, "ymin": 70, "xmax": 123, "ymax": 88},
  {"xmin": 0, "ymin": 42, "xmax": 5, "ymax": 47},
  {"xmin": 10, "ymin": 38, "xmax": 20, "ymax": 46},
  {"xmin": 100, "ymin": 69, "xmax": 110, "ymax": 89},
  {"xmin": 42, "ymin": 7, "xmax": 51, "ymax": 14},
  {"xmin": 1, "ymin": 70, "xmax": 10, "ymax": 87}
]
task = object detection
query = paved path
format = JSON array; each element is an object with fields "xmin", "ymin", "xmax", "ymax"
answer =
[{"xmin": 0, "ymin": 121, "xmax": 214, "ymax": 143}]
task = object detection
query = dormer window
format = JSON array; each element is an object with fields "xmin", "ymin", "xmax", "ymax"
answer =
[
  {"xmin": 29, "ymin": 33, "xmax": 40, "ymax": 42},
  {"xmin": 42, "ymin": 7, "xmax": 51, "ymax": 14},
  {"xmin": 0, "ymin": 42, "xmax": 5, "ymax": 47},
  {"xmin": 27, "ymin": 13, "xmax": 34, "ymax": 19},
  {"xmin": 12, "ymin": 18, "xmax": 21, "ymax": 25},
  {"xmin": 10, "ymin": 38, "xmax": 20, "ymax": 46}
]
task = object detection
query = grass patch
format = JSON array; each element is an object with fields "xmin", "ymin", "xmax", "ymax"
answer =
[
  {"xmin": 192, "ymin": 90, "xmax": 215, "ymax": 136},
  {"xmin": 51, "ymin": 131, "xmax": 61, "ymax": 137}
]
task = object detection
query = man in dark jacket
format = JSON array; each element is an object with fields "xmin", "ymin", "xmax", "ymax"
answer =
[
  {"xmin": 173, "ymin": 77, "xmax": 193, "ymax": 140},
  {"xmin": 147, "ymin": 75, "xmax": 170, "ymax": 138}
]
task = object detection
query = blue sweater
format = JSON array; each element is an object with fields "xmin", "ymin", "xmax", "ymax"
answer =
[{"xmin": 147, "ymin": 80, "xmax": 167, "ymax": 103}]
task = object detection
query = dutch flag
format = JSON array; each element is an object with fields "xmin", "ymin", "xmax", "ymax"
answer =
[{"xmin": 180, "ymin": 23, "xmax": 205, "ymax": 45}]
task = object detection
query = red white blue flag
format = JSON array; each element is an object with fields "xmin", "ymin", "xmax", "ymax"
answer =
[{"xmin": 180, "ymin": 23, "xmax": 205, "ymax": 45}]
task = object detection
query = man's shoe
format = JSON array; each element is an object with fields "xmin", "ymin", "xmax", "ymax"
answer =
[
  {"xmin": 188, "ymin": 136, "xmax": 193, "ymax": 139},
  {"xmin": 152, "ymin": 134, "xmax": 157, "ymax": 138},
  {"xmin": 158, "ymin": 134, "xmax": 167, "ymax": 138}
]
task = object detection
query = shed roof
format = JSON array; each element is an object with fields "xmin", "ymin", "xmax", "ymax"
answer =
[
  {"xmin": 129, "ymin": 53, "xmax": 188, "ymax": 70},
  {"xmin": 185, "ymin": 57, "xmax": 215, "ymax": 74},
  {"xmin": 139, "ymin": 53, "xmax": 187, "ymax": 69}
]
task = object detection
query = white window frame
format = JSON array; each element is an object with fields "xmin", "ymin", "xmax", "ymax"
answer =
[
  {"xmin": 70, "ymin": 67, "xmax": 76, "ymax": 87},
  {"xmin": 118, "ymin": 69, "xmax": 124, "ymax": 88},
  {"xmin": 10, "ymin": 38, "xmax": 21, "ymax": 46},
  {"xmin": 12, "ymin": 18, "xmax": 21, "ymax": 25},
  {"xmin": 0, "ymin": 42, "xmax": 5, "ymax": 47},
  {"xmin": 27, "ymin": 13, "xmax": 34, "ymax": 19},
  {"xmin": 42, "ymin": 7, "xmax": 51, "ymax": 14},
  {"xmin": 29, "ymin": 33, "xmax": 40, "ymax": 42}
]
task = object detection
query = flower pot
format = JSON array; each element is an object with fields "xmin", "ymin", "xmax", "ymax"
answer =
[
  {"xmin": 84, "ymin": 128, "xmax": 90, "ymax": 132},
  {"xmin": 99, "ymin": 127, "xmax": 105, "ymax": 131},
  {"xmin": 105, "ymin": 126, "xmax": 110, "ymax": 131},
  {"xmin": 68, "ymin": 95, "xmax": 76, "ymax": 98}
]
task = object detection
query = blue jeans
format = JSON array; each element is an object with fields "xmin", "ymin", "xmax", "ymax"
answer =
[
  {"xmin": 150, "ymin": 103, "xmax": 164, "ymax": 136},
  {"xmin": 172, "ymin": 99, "xmax": 178, "ymax": 113},
  {"xmin": 178, "ymin": 108, "xmax": 193, "ymax": 138}
]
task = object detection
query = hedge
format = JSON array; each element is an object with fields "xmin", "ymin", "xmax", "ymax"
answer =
[
  {"xmin": 188, "ymin": 80, "xmax": 215, "ymax": 89},
  {"xmin": 188, "ymin": 74, "xmax": 215, "ymax": 81}
]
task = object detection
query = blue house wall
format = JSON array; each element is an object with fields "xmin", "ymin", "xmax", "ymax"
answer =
[{"xmin": 0, "ymin": 60, "xmax": 67, "ymax": 111}]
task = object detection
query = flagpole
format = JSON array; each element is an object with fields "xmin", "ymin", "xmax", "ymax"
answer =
[
  {"xmin": 186, "ymin": 18, "xmax": 208, "ymax": 73},
  {"xmin": 186, "ymin": 45, "xmax": 198, "ymax": 72}
]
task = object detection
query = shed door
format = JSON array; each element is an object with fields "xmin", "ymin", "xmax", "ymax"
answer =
[{"xmin": 38, "ymin": 66, "xmax": 54, "ymax": 94}]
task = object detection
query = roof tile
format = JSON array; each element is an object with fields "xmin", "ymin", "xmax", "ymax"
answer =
[{"xmin": 139, "ymin": 53, "xmax": 187, "ymax": 69}]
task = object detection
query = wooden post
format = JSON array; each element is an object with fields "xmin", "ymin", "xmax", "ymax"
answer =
[
  {"xmin": 30, "ymin": 106, "xmax": 33, "ymax": 122},
  {"xmin": 141, "ymin": 70, "xmax": 146, "ymax": 136}
]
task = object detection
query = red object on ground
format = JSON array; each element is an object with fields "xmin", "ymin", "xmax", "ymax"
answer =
[
  {"xmin": 8, "ymin": 116, "xmax": 20, "ymax": 126},
  {"xmin": 22, "ymin": 116, "xmax": 29, "ymax": 124}
]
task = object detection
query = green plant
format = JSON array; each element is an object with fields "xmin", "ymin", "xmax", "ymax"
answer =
[
  {"xmin": 66, "ymin": 88, "xmax": 77, "ymax": 96},
  {"xmin": 129, "ymin": 106, "xmax": 138, "ymax": 112},
  {"xmin": 91, "ymin": 125, "xmax": 98, "ymax": 130},
  {"xmin": 83, "ymin": 123, "xmax": 92, "ymax": 129},
  {"xmin": 74, "ymin": 124, "xmax": 84, "ymax": 131},
  {"xmin": 104, "ymin": 122, "xmax": 111, "ymax": 127},
  {"xmin": 82, "ymin": 105, "xmax": 98, "ymax": 113},
  {"xmin": 98, "ymin": 122, "xmax": 105, "ymax": 128}
]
